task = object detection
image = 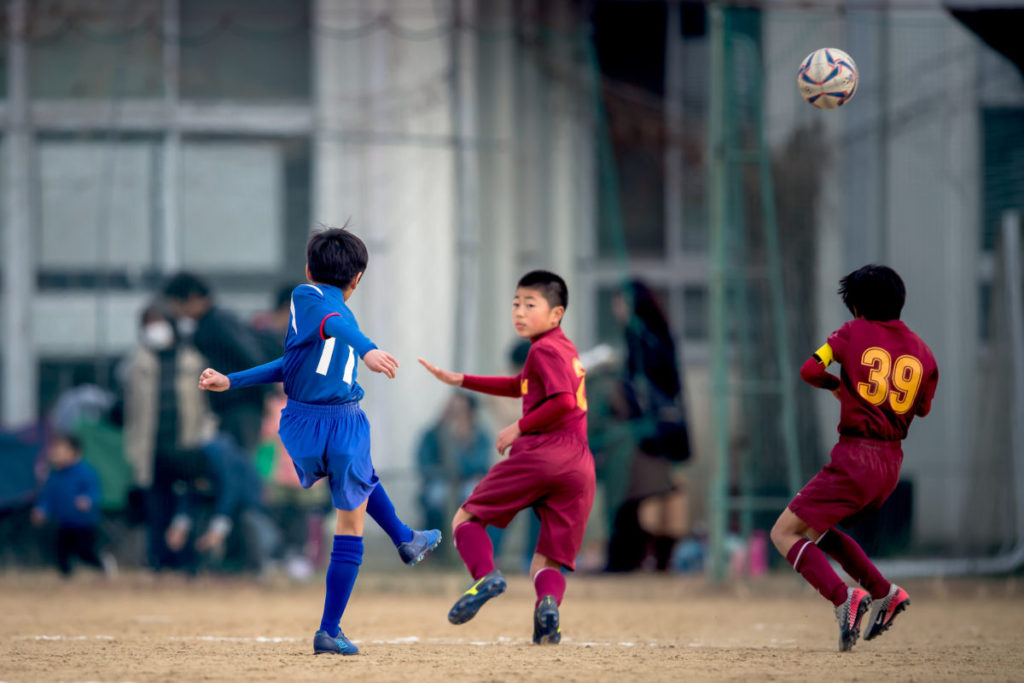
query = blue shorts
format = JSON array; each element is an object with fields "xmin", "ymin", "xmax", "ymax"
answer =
[{"xmin": 278, "ymin": 399, "xmax": 379, "ymax": 511}]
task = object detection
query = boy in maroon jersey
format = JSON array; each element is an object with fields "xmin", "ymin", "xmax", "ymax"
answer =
[
  {"xmin": 418, "ymin": 270, "xmax": 595, "ymax": 645},
  {"xmin": 770, "ymin": 265, "xmax": 938, "ymax": 652}
]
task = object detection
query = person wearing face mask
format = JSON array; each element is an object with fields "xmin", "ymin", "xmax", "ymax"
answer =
[{"xmin": 123, "ymin": 304, "xmax": 216, "ymax": 571}]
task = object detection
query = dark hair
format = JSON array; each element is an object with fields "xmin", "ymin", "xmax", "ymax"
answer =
[
  {"xmin": 838, "ymin": 264, "xmax": 906, "ymax": 321},
  {"xmin": 53, "ymin": 432, "xmax": 83, "ymax": 454},
  {"xmin": 623, "ymin": 280, "xmax": 671, "ymax": 342},
  {"xmin": 274, "ymin": 283, "xmax": 297, "ymax": 312},
  {"xmin": 517, "ymin": 270, "xmax": 568, "ymax": 310},
  {"xmin": 163, "ymin": 272, "xmax": 211, "ymax": 301},
  {"xmin": 307, "ymin": 227, "xmax": 368, "ymax": 290},
  {"xmin": 139, "ymin": 302, "xmax": 170, "ymax": 327}
]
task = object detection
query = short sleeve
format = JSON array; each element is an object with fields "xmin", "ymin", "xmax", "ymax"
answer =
[{"xmin": 527, "ymin": 345, "xmax": 575, "ymax": 397}]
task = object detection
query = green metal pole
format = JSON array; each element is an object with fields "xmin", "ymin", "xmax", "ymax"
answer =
[
  {"xmin": 754, "ymin": 33, "xmax": 803, "ymax": 498},
  {"xmin": 707, "ymin": 2, "xmax": 730, "ymax": 582}
]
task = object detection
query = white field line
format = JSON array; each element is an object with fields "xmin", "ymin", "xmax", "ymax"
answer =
[{"xmin": 15, "ymin": 634, "xmax": 684, "ymax": 647}]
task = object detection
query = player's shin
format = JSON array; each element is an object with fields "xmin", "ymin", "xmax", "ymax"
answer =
[
  {"xmin": 786, "ymin": 538, "xmax": 849, "ymax": 606},
  {"xmin": 454, "ymin": 521, "xmax": 495, "ymax": 579},
  {"xmin": 319, "ymin": 535, "xmax": 363, "ymax": 637},
  {"xmin": 533, "ymin": 567, "xmax": 566, "ymax": 607},
  {"xmin": 366, "ymin": 484, "xmax": 414, "ymax": 545},
  {"xmin": 816, "ymin": 529, "xmax": 890, "ymax": 599}
]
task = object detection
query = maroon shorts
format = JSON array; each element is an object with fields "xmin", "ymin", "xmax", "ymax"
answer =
[
  {"xmin": 461, "ymin": 431, "xmax": 596, "ymax": 571},
  {"xmin": 788, "ymin": 436, "xmax": 903, "ymax": 534}
]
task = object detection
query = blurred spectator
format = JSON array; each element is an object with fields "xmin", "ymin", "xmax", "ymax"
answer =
[
  {"xmin": 605, "ymin": 281, "xmax": 691, "ymax": 572},
  {"xmin": 31, "ymin": 433, "xmax": 114, "ymax": 577},
  {"xmin": 416, "ymin": 391, "xmax": 493, "ymax": 561},
  {"xmin": 251, "ymin": 282, "xmax": 299, "ymax": 360},
  {"xmin": 163, "ymin": 435, "xmax": 278, "ymax": 575},
  {"xmin": 123, "ymin": 303, "xmax": 215, "ymax": 571},
  {"xmin": 163, "ymin": 272, "xmax": 269, "ymax": 455}
]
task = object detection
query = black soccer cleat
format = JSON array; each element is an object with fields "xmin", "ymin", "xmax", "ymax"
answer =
[
  {"xmin": 834, "ymin": 587, "xmax": 872, "ymax": 652},
  {"xmin": 447, "ymin": 570, "xmax": 507, "ymax": 625},
  {"xmin": 397, "ymin": 529, "xmax": 442, "ymax": 566},
  {"xmin": 313, "ymin": 629, "xmax": 359, "ymax": 655},
  {"xmin": 532, "ymin": 595, "xmax": 561, "ymax": 645},
  {"xmin": 864, "ymin": 584, "xmax": 910, "ymax": 641}
]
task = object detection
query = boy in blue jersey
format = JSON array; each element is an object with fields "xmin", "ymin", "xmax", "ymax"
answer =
[
  {"xmin": 31, "ymin": 433, "xmax": 111, "ymax": 577},
  {"xmin": 199, "ymin": 227, "xmax": 441, "ymax": 655}
]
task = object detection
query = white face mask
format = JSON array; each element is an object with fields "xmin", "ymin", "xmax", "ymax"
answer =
[
  {"xmin": 141, "ymin": 320, "xmax": 175, "ymax": 350},
  {"xmin": 176, "ymin": 316, "xmax": 197, "ymax": 337}
]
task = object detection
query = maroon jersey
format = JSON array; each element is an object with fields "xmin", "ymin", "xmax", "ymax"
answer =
[
  {"xmin": 517, "ymin": 327, "xmax": 588, "ymax": 442},
  {"xmin": 814, "ymin": 318, "xmax": 938, "ymax": 441}
]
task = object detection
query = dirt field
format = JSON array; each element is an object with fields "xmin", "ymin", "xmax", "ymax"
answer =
[{"xmin": 2, "ymin": 570, "xmax": 1023, "ymax": 682}]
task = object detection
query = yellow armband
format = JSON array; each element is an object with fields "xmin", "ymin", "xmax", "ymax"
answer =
[{"xmin": 813, "ymin": 343, "xmax": 834, "ymax": 366}]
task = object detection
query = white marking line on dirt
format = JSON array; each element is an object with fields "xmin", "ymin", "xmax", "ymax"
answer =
[
  {"xmin": 17, "ymin": 635, "xmax": 116, "ymax": 641},
  {"xmin": 168, "ymin": 636, "xmax": 304, "ymax": 643},
  {"xmin": 161, "ymin": 635, "xmax": 678, "ymax": 647},
  {"xmin": 18, "ymin": 634, "xmax": 691, "ymax": 649}
]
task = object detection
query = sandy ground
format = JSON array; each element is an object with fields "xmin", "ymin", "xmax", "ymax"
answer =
[{"xmin": 2, "ymin": 570, "xmax": 1023, "ymax": 682}]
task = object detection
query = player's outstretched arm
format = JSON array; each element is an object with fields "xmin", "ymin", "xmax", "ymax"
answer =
[
  {"xmin": 364, "ymin": 349, "xmax": 399, "ymax": 379},
  {"xmin": 199, "ymin": 368, "xmax": 230, "ymax": 392},
  {"xmin": 417, "ymin": 358, "xmax": 464, "ymax": 386}
]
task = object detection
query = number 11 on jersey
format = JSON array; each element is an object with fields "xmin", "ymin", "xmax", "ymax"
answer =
[{"xmin": 316, "ymin": 338, "xmax": 356, "ymax": 385}]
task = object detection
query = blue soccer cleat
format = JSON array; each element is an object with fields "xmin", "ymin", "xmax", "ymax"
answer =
[
  {"xmin": 532, "ymin": 595, "xmax": 561, "ymax": 645},
  {"xmin": 448, "ymin": 570, "xmax": 507, "ymax": 625},
  {"xmin": 313, "ymin": 629, "xmax": 359, "ymax": 655},
  {"xmin": 397, "ymin": 529, "xmax": 442, "ymax": 566}
]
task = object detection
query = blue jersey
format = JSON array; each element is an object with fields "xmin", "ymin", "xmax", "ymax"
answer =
[
  {"xmin": 228, "ymin": 283, "xmax": 377, "ymax": 405},
  {"xmin": 281, "ymin": 284, "xmax": 377, "ymax": 405}
]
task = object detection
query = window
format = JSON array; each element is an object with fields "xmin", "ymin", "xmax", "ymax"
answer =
[
  {"xmin": 179, "ymin": 0, "xmax": 311, "ymax": 101},
  {"xmin": 180, "ymin": 136, "xmax": 310, "ymax": 274},
  {"xmin": 36, "ymin": 135, "xmax": 160, "ymax": 271},
  {"xmin": 28, "ymin": 0, "xmax": 163, "ymax": 99}
]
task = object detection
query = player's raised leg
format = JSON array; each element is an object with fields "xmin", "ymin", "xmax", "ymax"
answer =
[
  {"xmin": 771, "ymin": 507, "xmax": 870, "ymax": 652},
  {"xmin": 313, "ymin": 502, "xmax": 367, "ymax": 655},
  {"xmin": 366, "ymin": 483, "xmax": 442, "ymax": 566},
  {"xmin": 530, "ymin": 555, "xmax": 565, "ymax": 645},
  {"xmin": 448, "ymin": 508, "xmax": 506, "ymax": 625}
]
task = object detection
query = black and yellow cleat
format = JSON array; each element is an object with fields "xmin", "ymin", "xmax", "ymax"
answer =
[
  {"xmin": 447, "ymin": 570, "xmax": 507, "ymax": 625},
  {"xmin": 532, "ymin": 595, "xmax": 561, "ymax": 645}
]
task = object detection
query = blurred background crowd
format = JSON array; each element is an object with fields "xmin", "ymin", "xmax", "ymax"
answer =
[{"xmin": 1, "ymin": 271, "xmax": 698, "ymax": 580}]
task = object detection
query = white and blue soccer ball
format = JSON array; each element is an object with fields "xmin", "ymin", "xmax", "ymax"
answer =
[{"xmin": 797, "ymin": 47, "xmax": 859, "ymax": 110}]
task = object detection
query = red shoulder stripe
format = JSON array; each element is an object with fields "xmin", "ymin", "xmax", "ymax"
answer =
[{"xmin": 319, "ymin": 312, "xmax": 341, "ymax": 340}]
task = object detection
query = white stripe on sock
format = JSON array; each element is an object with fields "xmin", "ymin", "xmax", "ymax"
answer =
[{"xmin": 792, "ymin": 539, "xmax": 811, "ymax": 570}]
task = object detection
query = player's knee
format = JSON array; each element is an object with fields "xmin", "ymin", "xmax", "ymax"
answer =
[
  {"xmin": 769, "ymin": 518, "xmax": 790, "ymax": 553},
  {"xmin": 451, "ymin": 508, "xmax": 474, "ymax": 531}
]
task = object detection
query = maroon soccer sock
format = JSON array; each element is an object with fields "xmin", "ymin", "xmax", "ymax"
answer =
[
  {"xmin": 533, "ymin": 567, "xmax": 566, "ymax": 608},
  {"xmin": 454, "ymin": 521, "xmax": 496, "ymax": 580},
  {"xmin": 816, "ymin": 528, "xmax": 891, "ymax": 599},
  {"xmin": 786, "ymin": 538, "xmax": 849, "ymax": 606}
]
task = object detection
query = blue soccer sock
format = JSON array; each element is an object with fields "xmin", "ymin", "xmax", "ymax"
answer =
[
  {"xmin": 319, "ymin": 535, "xmax": 364, "ymax": 637},
  {"xmin": 367, "ymin": 484, "xmax": 414, "ymax": 546}
]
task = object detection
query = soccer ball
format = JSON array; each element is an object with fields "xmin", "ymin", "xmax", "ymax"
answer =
[{"xmin": 797, "ymin": 48, "xmax": 859, "ymax": 110}]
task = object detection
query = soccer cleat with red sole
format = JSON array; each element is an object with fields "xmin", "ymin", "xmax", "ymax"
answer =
[
  {"xmin": 835, "ymin": 587, "xmax": 871, "ymax": 652},
  {"xmin": 864, "ymin": 584, "xmax": 910, "ymax": 641}
]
